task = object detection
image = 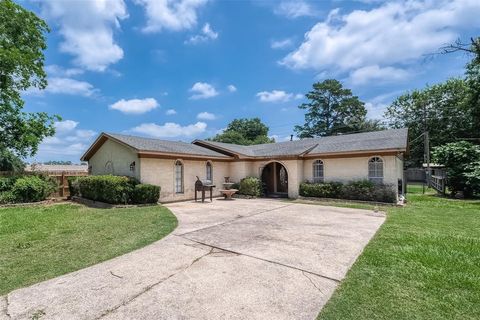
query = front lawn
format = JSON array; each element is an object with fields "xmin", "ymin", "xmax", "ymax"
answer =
[
  {"xmin": 0, "ymin": 203, "xmax": 177, "ymax": 295},
  {"xmin": 318, "ymin": 186, "xmax": 480, "ymax": 319}
]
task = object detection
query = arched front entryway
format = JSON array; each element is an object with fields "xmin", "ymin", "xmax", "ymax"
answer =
[{"xmin": 261, "ymin": 161, "xmax": 288, "ymax": 197}]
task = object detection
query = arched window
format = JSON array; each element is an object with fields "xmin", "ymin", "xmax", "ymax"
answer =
[
  {"xmin": 206, "ymin": 161, "xmax": 213, "ymax": 182},
  {"xmin": 105, "ymin": 161, "xmax": 114, "ymax": 174},
  {"xmin": 313, "ymin": 160, "xmax": 324, "ymax": 183},
  {"xmin": 175, "ymin": 160, "xmax": 184, "ymax": 193},
  {"xmin": 368, "ymin": 157, "xmax": 383, "ymax": 183}
]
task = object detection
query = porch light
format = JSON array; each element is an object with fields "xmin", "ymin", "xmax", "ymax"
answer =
[{"xmin": 129, "ymin": 161, "xmax": 135, "ymax": 171}]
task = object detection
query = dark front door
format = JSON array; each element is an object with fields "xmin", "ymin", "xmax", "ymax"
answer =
[{"xmin": 261, "ymin": 162, "xmax": 288, "ymax": 196}]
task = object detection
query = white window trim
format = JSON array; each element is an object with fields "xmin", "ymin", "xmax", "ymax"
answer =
[
  {"xmin": 206, "ymin": 161, "xmax": 213, "ymax": 182},
  {"xmin": 174, "ymin": 159, "xmax": 184, "ymax": 194},
  {"xmin": 368, "ymin": 156, "xmax": 384, "ymax": 184},
  {"xmin": 312, "ymin": 159, "xmax": 324, "ymax": 183}
]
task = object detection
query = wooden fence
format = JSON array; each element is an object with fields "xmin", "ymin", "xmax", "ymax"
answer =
[{"xmin": 0, "ymin": 170, "xmax": 88, "ymax": 197}]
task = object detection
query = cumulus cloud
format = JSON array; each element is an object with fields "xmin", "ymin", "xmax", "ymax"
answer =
[
  {"xmin": 281, "ymin": 0, "xmax": 480, "ymax": 82},
  {"xmin": 349, "ymin": 65, "xmax": 411, "ymax": 85},
  {"xmin": 131, "ymin": 122, "xmax": 207, "ymax": 138},
  {"xmin": 274, "ymin": 0, "xmax": 317, "ymax": 19},
  {"xmin": 41, "ymin": 0, "xmax": 128, "ymax": 71},
  {"xmin": 55, "ymin": 120, "xmax": 78, "ymax": 133},
  {"xmin": 109, "ymin": 98, "xmax": 159, "ymax": 114},
  {"xmin": 197, "ymin": 112, "xmax": 216, "ymax": 120},
  {"xmin": 135, "ymin": 0, "xmax": 208, "ymax": 33},
  {"xmin": 227, "ymin": 84, "xmax": 237, "ymax": 92},
  {"xmin": 185, "ymin": 23, "xmax": 218, "ymax": 44},
  {"xmin": 189, "ymin": 82, "xmax": 219, "ymax": 99},
  {"xmin": 35, "ymin": 120, "xmax": 97, "ymax": 161},
  {"xmin": 165, "ymin": 109, "xmax": 177, "ymax": 115},
  {"xmin": 26, "ymin": 77, "xmax": 97, "ymax": 97},
  {"xmin": 271, "ymin": 38, "xmax": 293, "ymax": 49},
  {"xmin": 256, "ymin": 90, "xmax": 302, "ymax": 103},
  {"xmin": 45, "ymin": 65, "xmax": 84, "ymax": 77}
]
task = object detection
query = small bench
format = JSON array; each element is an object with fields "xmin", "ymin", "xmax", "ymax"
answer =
[{"xmin": 219, "ymin": 189, "xmax": 238, "ymax": 200}]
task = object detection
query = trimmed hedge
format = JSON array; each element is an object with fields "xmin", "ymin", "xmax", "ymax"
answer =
[
  {"xmin": 299, "ymin": 180, "xmax": 397, "ymax": 203},
  {"xmin": 70, "ymin": 175, "xmax": 160, "ymax": 204},
  {"xmin": 131, "ymin": 184, "xmax": 160, "ymax": 204},
  {"xmin": 0, "ymin": 175, "xmax": 57, "ymax": 204},
  {"xmin": 239, "ymin": 177, "xmax": 263, "ymax": 197}
]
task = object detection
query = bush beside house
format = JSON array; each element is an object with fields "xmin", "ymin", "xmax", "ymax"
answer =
[
  {"xmin": 70, "ymin": 175, "xmax": 160, "ymax": 204},
  {"xmin": 299, "ymin": 180, "xmax": 397, "ymax": 203},
  {"xmin": 0, "ymin": 174, "xmax": 57, "ymax": 204},
  {"xmin": 238, "ymin": 177, "xmax": 263, "ymax": 197}
]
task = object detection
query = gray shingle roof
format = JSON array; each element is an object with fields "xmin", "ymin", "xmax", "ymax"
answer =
[
  {"xmin": 106, "ymin": 133, "xmax": 229, "ymax": 158},
  {"xmin": 195, "ymin": 128, "xmax": 408, "ymax": 157}
]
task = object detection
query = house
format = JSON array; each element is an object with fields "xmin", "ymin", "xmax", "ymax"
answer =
[{"xmin": 80, "ymin": 128, "xmax": 408, "ymax": 202}]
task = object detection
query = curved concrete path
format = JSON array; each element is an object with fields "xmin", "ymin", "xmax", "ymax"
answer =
[{"xmin": 2, "ymin": 199, "xmax": 385, "ymax": 320}]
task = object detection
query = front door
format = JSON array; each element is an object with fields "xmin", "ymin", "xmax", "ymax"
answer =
[{"xmin": 261, "ymin": 162, "xmax": 288, "ymax": 196}]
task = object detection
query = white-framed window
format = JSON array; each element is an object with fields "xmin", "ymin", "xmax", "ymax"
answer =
[
  {"xmin": 312, "ymin": 160, "xmax": 324, "ymax": 183},
  {"xmin": 206, "ymin": 161, "xmax": 213, "ymax": 182},
  {"xmin": 175, "ymin": 160, "xmax": 184, "ymax": 193},
  {"xmin": 368, "ymin": 157, "xmax": 384, "ymax": 184}
]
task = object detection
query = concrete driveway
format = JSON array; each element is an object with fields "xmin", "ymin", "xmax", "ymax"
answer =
[{"xmin": 2, "ymin": 199, "xmax": 385, "ymax": 320}]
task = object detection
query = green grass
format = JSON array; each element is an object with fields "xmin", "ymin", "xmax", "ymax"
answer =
[
  {"xmin": 317, "ymin": 186, "xmax": 480, "ymax": 320},
  {"xmin": 0, "ymin": 203, "xmax": 177, "ymax": 295}
]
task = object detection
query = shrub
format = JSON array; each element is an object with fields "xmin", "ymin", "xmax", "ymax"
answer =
[
  {"xmin": 67, "ymin": 177, "xmax": 80, "ymax": 197},
  {"xmin": 131, "ymin": 184, "xmax": 160, "ymax": 204},
  {"xmin": 299, "ymin": 181, "xmax": 342, "ymax": 198},
  {"xmin": 0, "ymin": 176, "xmax": 17, "ymax": 192},
  {"xmin": 77, "ymin": 175, "xmax": 137, "ymax": 204},
  {"xmin": 11, "ymin": 175, "xmax": 57, "ymax": 203},
  {"xmin": 299, "ymin": 180, "xmax": 396, "ymax": 203},
  {"xmin": 0, "ymin": 191, "xmax": 16, "ymax": 204},
  {"xmin": 239, "ymin": 177, "xmax": 262, "ymax": 197}
]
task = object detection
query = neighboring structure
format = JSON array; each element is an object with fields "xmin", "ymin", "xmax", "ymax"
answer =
[{"xmin": 81, "ymin": 128, "xmax": 408, "ymax": 202}]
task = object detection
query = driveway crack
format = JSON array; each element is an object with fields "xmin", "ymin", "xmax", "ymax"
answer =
[
  {"xmin": 177, "ymin": 203, "xmax": 295, "ymax": 237},
  {"xmin": 96, "ymin": 248, "xmax": 214, "ymax": 319},
  {"xmin": 302, "ymin": 271, "xmax": 324, "ymax": 294}
]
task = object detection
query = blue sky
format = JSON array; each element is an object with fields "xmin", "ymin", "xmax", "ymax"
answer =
[{"xmin": 20, "ymin": 0, "xmax": 480, "ymax": 163}]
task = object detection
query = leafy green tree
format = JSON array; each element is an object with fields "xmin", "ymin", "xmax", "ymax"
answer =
[
  {"xmin": 294, "ymin": 79, "xmax": 370, "ymax": 138},
  {"xmin": 432, "ymin": 141, "xmax": 480, "ymax": 197},
  {"xmin": 43, "ymin": 160, "xmax": 73, "ymax": 165},
  {"xmin": 210, "ymin": 118, "xmax": 274, "ymax": 145},
  {"xmin": 464, "ymin": 38, "xmax": 480, "ymax": 136},
  {"xmin": 0, "ymin": 0, "xmax": 58, "ymax": 159},
  {"xmin": 385, "ymin": 79, "xmax": 470, "ymax": 166},
  {"xmin": 0, "ymin": 149, "xmax": 24, "ymax": 172}
]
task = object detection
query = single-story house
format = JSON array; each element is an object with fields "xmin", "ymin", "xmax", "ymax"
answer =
[{"xmin": 80, "ymin": 128, "xmax": 408, "ymax": 202}]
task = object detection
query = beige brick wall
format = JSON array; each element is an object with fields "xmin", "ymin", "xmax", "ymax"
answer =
[
  {"xmin": 89, "ymin": 139, "xmax": 140, "ymax": 179},
  {"xmin": 302, "ymin": 155, "xmax": 402, "ymax": 197},
  {"xmin": 140, "ymin": 158, "xmax": 230, "ymax": 202}
]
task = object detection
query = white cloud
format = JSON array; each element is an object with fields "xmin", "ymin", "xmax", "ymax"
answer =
[
  {"xmin": 135, "ymin": 0, "xmax": 208, "ymax": 33},
  {"xmin": 281, "ymin": 0, "xmax": 480, "ymax": 80},
  {"xmin": 109, "ymin": 98, "xmax": 159, "ymax": 114},
  {"xmin": 42, "ymin": 0, "xmax": 128, "ymax": 71},
  {"xmin": 227, "ymin": 84, "xmax": 237, "ymax": 92},
  {"xmin": 131, "ymin": 122, "xmax": 207, "ymax": 138},
  {"xmin": 185, "ymin": 23, "xmax": 218, "ymax": 44},
  {"xmin": 55, "ymin": 120, "xmax": 78, "ymax": 133},
  {"xmin": 197, "ymin": 112, "xmax": 216, "ymax": 120},
  {"xmin": 35, "ymin": 77, "xmax": 97, "ymax": 97},
  {"xmin": 189, "ymin": 82, "xmax": 219, "ymax": 99},
  {"xmin": 271, "ymin": 38, "xmax": 293, "ymax": 49},
  {"xmin": 166, "ymin": 109, "xmax": 177, "ymax": 115},
  {"xmin": 45, "ymin": 65, "xmax": 84, "ymax": 77},
  {"xmin": 274, "ymin": 1, "xmax": 317, "ymax": 19},
  {"xmin": 349, "ymin": 65, "xmax": 410, "ymax": 85},
  {"xmin": 34, "ymin": 121, "xmax": 97, "ymax": 161},
  {"xmin": 256, "ymin": 90, "xmax": 302, "ymax": 103}
]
